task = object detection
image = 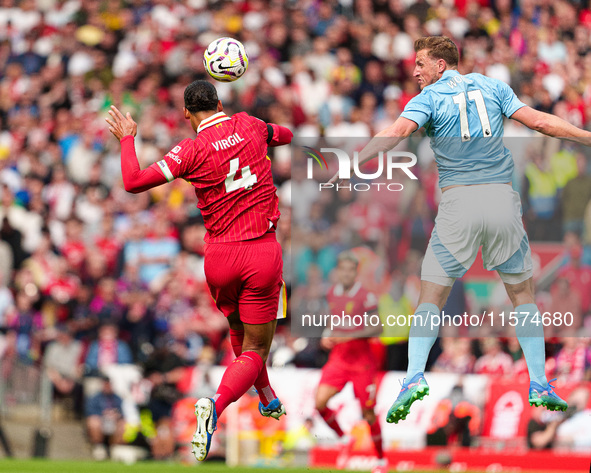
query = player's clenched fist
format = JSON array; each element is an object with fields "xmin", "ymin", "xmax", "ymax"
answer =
[{"xmin": 105, "ymin": 105, "xmax": 137, "ymax": 141}]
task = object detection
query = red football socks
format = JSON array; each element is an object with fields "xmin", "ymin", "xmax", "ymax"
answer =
[
  {"xmin": 253, "ymin": 364, "xmax": 276, "ymax": 406},
  {"xmin": 230, "ymin": 328, "xmax": 244, "ymax": 357},
  {"xmin": 213, "ymin": 351, "xmax": 264, "ymax": 416},
  {"xmin": 229, "ymin": 328, "xmax": 277, "ymax": 406},
  {"xmin": 370, "ymin": 420, "xmax": 384, "ymax": 458},
  {"xmin": 318, "ymin": 407, "xmax": 344, "ymax": 437}
]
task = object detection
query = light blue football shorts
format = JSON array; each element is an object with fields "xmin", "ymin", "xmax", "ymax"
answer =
[{"xmin": 421, "ymin": 184, "xmax": 533, "ymax": 286}]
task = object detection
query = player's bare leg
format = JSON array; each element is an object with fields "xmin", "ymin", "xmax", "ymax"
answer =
[
  {"xmin": 192, "ymin": 319, "xmax": 275, "ymax": 461},
  {"xmin": 316, "ymin": 383, "xmax": 349, "ymax": 468},
  {"xmin": 417, "ymin": 280, "xmax": 453, "ymax": 309},
  {"xmin": 502, "ymin": 275, "xmax": 567, "ymax": 411},
  {"xmin": 315, "ymin": 383, "xmax": 344, "ymax": 437},
  {"xmin": 503, "ymin": 276, "xmax": 534, "ymax": 306},
  {"xmin": 362, "ymin": 408, "xmax": 386, "ymax": 473},
  {"xmin": 387, "ymin": 280, "xmax": 451, "ymax": 423}
]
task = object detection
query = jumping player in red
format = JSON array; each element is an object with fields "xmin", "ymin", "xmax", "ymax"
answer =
[
  {"xmin": 105, "ymin": 80, "xmax": 293, "ymax": 461},
  {"xmin": 316, "ymin": 252, "xmax": 386, "ymax": 473}
]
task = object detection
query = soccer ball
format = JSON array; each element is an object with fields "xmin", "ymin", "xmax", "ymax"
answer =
[{"xmin": 203, "ymin": 37, "xmax": 249, "ymax": 82}]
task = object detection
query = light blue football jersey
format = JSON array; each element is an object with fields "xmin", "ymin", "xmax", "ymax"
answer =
[{"xmin": 400, "ymin": 70, "xmax": 526, "ymax": 188}]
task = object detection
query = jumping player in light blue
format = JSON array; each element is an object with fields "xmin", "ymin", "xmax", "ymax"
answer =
[{"xmin": 330, "ymin": 36, "xmax": 591, "ymax": 424}]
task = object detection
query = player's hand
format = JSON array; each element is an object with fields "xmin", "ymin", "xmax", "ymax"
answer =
[{"xmin": 105, "ymin": 105, "xmax": 137, "ymax": 141}]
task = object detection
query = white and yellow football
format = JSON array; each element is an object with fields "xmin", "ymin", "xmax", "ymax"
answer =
[{"xmin": 203, "ymin": 37, "xmax": 249, "ymax": 82}]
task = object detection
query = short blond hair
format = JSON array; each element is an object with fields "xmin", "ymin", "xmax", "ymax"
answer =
[
  {"xmin": 337, "ymin": 251, "xmax": 358, "ymax": 268},
  {"xmin": 414, "ymin": 36, "xmax": 459, "ymax": 67}
]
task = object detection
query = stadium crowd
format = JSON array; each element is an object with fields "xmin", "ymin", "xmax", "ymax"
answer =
[{"xmin": 0, "ymin": 0, "xmax": 591, "ymax": 459}]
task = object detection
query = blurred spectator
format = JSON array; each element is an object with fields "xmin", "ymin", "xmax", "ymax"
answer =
[
  {"xmin": 43, "ymin": 324, "xmax": 84, "ymax": 418},
  {"xmin": 44, "ymin": 164, "xmax": 75, "ymax": 221},
  {"xmin": 506, "ymin": 338, "xmax": 529, "ymax": 380},
  {"xmin": 527, "ymin": 404, "xmax": 562, "ymax": 450},
  {"xmin": 92, "ymin": 213, "xmax": 122, "ymax": 277},
  {"xmin": 60, "ymin": 217, "xmax": 86, "ymax": 273},
  {"xmin": 0, "ymin": 185, "xmax": 43, "ymax": 254},
  {"xmin": 0, "ymin": 270, "xmax": 14, "ymax": 327},
  {"xmin": 561, "ymin": 153, "xmax": 591, "ymax": 238},
  {"xmin": 70, "ymin": 284, "xmax": 98, "ymax": 342},
  {"xmin": 556, "ymin": 245, "xmax": 591, "ymax": 315},
  {"xmin": 294, "ymin": 231, "xmax": 338, "ymax": 285},
  {"xmin": 426, "ymin": 384, "xmax": 480, "ymax": 447},
  {"xmin": 432, "ymin": 338, "xmax": 475, "ymax": 374},
  {"xmin": 85, "ymin": 375, "xmax": 125, "ymax": 461},
  {"xmin": 84, "ymin": 321, "xmax": 133, "ymax": 376},
  {"xmin": 45, "ymin": 256, "xmax": 80, "ymax": 308},
  {"xmin": 0, "ymin": 216, "xmax": 26, "ymax": 270},
  {"xmin": 474, "ymin": 338, "xmax": 513, "ymax": 376},
  {"xmin": 544, "ymin": 277, "xmax": 583, "ymax": 334},
  {"xmin": 550, "ymin": 147, "xmax": 578, "ymax": 193},
  {"xmin": 90, "ymin": 277, "xmax": 124, "ymax": 324},
  {"xmin": 349, "ymin": 190, "xmax": 388, "ymax": 250},
  {"xmin": 21, "ymin": 230, "xmax": 58, "ymax": 293},
  {"xmin": 291, "ymin": 264, "xmax": 329, "ymax": 343},
  {"xmin": 551, "ymin": 337, "xmax": 587, "ymax": 383},
  {"xmin": 556, "ymin": 387, "xmax": 591, "ymax": 450},
  {"xmin": 119, "ymin": 295, "xmax": 156, "ymax": 364},
  {"xmin": 282, "ymin": 417, "xmax": 316, "ymax": 462},
  {"xmin": 523, "ymin": 152, "xmax": 560, "ymax": 241},
  {"xmin": 142, "ymin": 343, "xmax": 186, "ymax": 459},
  {"xmin": 6, "ymin": 290, "xmax": 42, "ymax": 362}
]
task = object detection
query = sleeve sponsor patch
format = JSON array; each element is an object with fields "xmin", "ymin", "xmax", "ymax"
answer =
[
  {"xmin": 157, "ymin": 160, "xmax": 175, "ymax": 182},
  {"xmin": 165, "ymin": 151, "xmax": 182, "ymax": 164}
]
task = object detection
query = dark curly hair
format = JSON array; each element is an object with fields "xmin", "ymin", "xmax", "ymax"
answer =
[{"xmin": 184, "ymin": 80, "xmax": 219, "ymax": 113}]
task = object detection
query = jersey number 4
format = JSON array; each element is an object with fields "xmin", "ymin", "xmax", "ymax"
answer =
[
  {"xmin": 225, "ymin": 158, "xmax": 258, "ymax": 193},
  {"xmin": 452, "ymin": 90, "xmax": 492, "ymax": 142}
]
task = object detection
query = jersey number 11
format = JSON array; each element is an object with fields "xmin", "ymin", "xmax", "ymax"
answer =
[{"xmin": 452, "ymin": 90, "xmax": 492, "ymax": 142}]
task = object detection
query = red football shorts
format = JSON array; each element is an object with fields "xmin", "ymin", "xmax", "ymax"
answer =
[
  {"xmin": 204, "ymin": 232, "xmax": 285, "ymax": 325},
  {"xmin": 319, "ymin": 360, "xmax": 378, "ymax": 410}
]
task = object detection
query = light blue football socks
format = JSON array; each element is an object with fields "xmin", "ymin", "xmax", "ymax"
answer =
[
  {"xmin": 406, "ymin": 302, "xmax": 547, "ymax": 386},
  {"xmin": 406, "ymin": 303, "xmax": 440, "ymax": 380},
  {"xmin": 514, "ymin": 303, "xmax": 547, "ymax": 386}
]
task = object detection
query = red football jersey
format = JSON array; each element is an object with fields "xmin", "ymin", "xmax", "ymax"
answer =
[
  {"xmin": 326, "ymin": 281, "xmax": 378, "ymax": 366},
  {"xmin": 156, "ymin": 112, "xmax": 280, "ymax": 243}
]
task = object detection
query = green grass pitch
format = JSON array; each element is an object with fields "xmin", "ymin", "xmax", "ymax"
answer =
[{"xmin": 0, "ymin": 459, "xmax": 443, "ymax": 473}]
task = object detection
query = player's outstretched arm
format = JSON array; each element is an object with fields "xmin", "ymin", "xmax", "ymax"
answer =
[
  {"xmin": 328, "ymin": 117, "xmax": 417, "ymax": 184},
  {"xmin": 511, "ymin": 106, "xmax": 591, "ymax": 146},
  {"xmin": 267, "ymin": 123, "xmax": 293, "ymax": 147},
  {"xmin": 106, "ymin": 105, "xmax": 168, "ymax": 193}
]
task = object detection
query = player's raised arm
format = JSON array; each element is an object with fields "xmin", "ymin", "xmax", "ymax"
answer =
[
  {"xmin": 328, "ymin": 116, "xmax": 417, "ymax": 184},
  {"xmin": 106, "ymin": 105, "xmax": 168, "ymax": 194},
  {"xmin": 266, "ymin": 123, "xmax": 293, "ymax": 147},
  {"xmin": 510, "ymin": 106, "xmax": 591, "ymax": 146}
]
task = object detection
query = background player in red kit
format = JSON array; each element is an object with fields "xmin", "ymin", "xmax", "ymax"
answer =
[
  {"xmin": 105, "ymin": 80, "xmax": 293, "ymax": 462},
  {"xmin": 315, "ymin": 251, "xmax": 386, "ymax": 473}
]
